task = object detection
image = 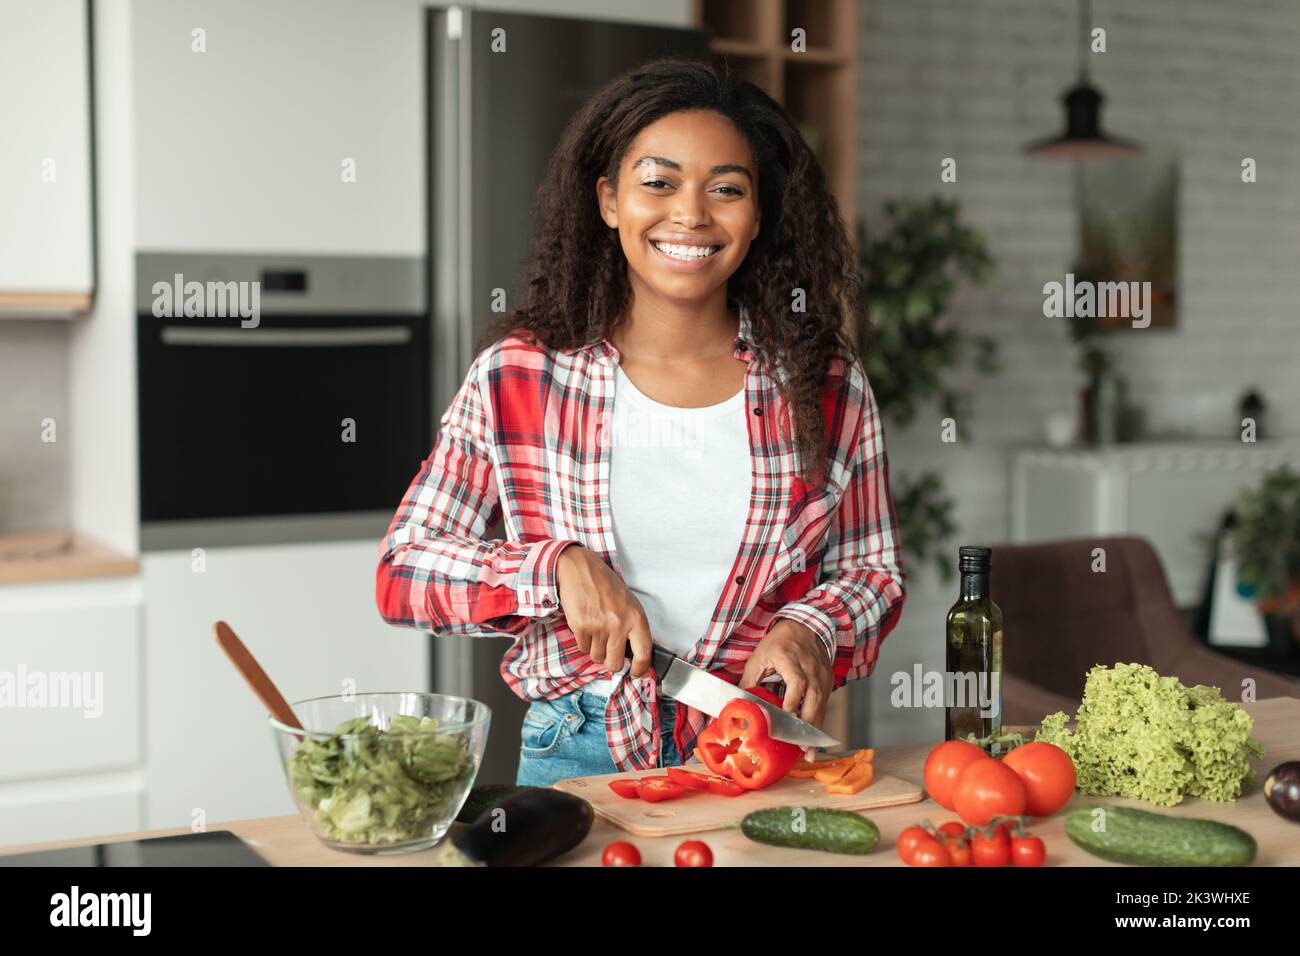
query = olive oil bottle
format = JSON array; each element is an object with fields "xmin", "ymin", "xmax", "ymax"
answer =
[{"xmin": 944, "ymin": 546, "xmax": 1004, "ymax": 752}]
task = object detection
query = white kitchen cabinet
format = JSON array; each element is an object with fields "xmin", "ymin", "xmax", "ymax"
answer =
[
  {"xmin": 141, "ymin": 539, "xmax": 429, "ymax": 830},
  {"xmin": 0, "ymin": 577, "xmax": 144, "ymax": 845},
  {"xmin": 0, "ymin": 591, "xmax": 141, "ymax": 781},
  {"xmin": 0, "ymin": 0, "xmax": 94, "ymax": 313},
  {"xmin": 131, "ymin": 0, "xmax": 423, "ymax": 255}
]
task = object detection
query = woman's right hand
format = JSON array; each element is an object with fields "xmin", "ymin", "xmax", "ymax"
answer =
[{"xmin": 556, "ymin": 545, "xmax": 654, "ymax": 679}]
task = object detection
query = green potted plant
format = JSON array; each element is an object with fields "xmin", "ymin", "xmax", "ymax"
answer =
[
  {"xmin": 855, "ymin": 197, "xmax": 997, "ymax": 581},
  {"xmin": 1229, "ymin": 465, "xmax": 1300, "ymax": 654}
]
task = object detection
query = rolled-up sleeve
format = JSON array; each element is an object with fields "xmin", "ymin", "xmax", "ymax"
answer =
[
  {"xmin": 375, "ymin": 349, "xmax": 581, "ymax": 636},
  {"xmin": 770, "ymin": 371, "xmax": 906, "ymax": 686}
]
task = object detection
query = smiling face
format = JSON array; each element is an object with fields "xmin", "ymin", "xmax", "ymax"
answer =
[{"xmin": 596, "ymin": 110, "xmax": 760, "ymax": 306}]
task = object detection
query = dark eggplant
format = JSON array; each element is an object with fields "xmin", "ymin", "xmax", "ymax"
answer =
[
  {"xmin": 1264, "ymin": 761, "xmax": 1300, "ymax": 822},
  {"xmin": 442, "ymin": 789, "xmax": 593, "ymax": 866},
  {"xmin": 455, "ymin": 784, "xmax": 539, "ymax": 824}
]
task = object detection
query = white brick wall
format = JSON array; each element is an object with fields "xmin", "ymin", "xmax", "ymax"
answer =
[{"xmin": 855, "ymin": 0, "xmax": 1300, "ymax": 743}]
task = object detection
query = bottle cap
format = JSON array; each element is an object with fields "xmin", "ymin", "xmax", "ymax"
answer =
[{"xmin": 958, "ymin": 545, "xmax": 992, "ymax": 572}]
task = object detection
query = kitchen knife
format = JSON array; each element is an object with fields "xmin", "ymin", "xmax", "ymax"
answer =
[{"xmin": 646, "ymin": 645, "xmax": 841, "ymax": 749}]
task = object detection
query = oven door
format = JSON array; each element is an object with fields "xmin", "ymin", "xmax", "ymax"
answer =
[{"xmin": 138, "ymin": 310, "xmax": 430, "ymax": 523}]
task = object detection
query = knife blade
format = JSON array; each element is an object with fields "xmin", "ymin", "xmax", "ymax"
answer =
[{"xmin": 648, "ymin": 645, "xmax": 841, "ymax": 749}]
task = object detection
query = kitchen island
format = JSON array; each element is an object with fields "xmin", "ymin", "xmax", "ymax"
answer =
[{"xmin": 3, "ymin": 697, "xmax": 1298, "ymax": 866}]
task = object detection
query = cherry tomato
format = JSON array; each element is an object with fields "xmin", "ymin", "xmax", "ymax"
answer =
[
  {"xmin": 602, "ymin": 841, "xmax": 641, "ymax": 866},
  {"xmin": 1011, "ymin": 834, "xmax": 1046, "ymax": 867},
  {"xmin": 895, "ymin": 826, "xmax": 933, "ymax": 865},
  {"xmin": 634, "ymin": 776, "xmax": 686, "ymax": 803},
  {"xmin": 674, "ymin": 840, "xmax": 714, "ymax": 867},
  {"xmin": 608, "ymin": 779, "xmax": 641, "ymax": 799},
  {"xmin": 909, "ymin": 836, "xmax": 952, "ymax": 867},
  {"xmin": 666, "ymin": 767, "xmax": 716, "ymax": 791},
  {"xmin": 971, "ymin": 822, "xmax": 1012, "ymax": 867},
  {"xmin": 952, "ymin": 758, "xmax": 1027, "ymax": 825},
  {"xmin": 935, "ymin": 821, "xmax": 972, "ymax": 867},
  {"xmin": 923, "ymin": 740, "xmax": 988, "ymax": 811},
  {"xmin": 1002, "ymin": 742, "xmax": 1077, "ymax": 817}
]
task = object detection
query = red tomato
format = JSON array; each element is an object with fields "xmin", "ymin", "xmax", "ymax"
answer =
[
  {"xmin": 674, "ymin": 840, "xmax": 714, "ymax": 867},
  {"xmin": 1002, "ymin": 742, "xmax": 1076, "ymax": 817},
  {"xmin": 923, "ymin": 740, "xmax": 988, "ymax": 811},
  {"xmin": 971, "ymin": 823, "xmax": 1012, "ymax": 867},
  {"xmin": 936, "ymin": 821, "xmax": 972, "ymax": 866},
  {"xmin": 608, "ymin": 779, "xmax": 641, "ymax": 799},
  {"xmin": 895, "ymin": 826, "xmax": 933, "ymax": 865},
  {"xmin": 1011, "ymin": 834, "xmax": 1046, "ymax": 867},
  {"xmin": 909, "ymin": 836, "xmax": 952, "ymax": 867},
  {"xmin": 937, "ymin": 821, "xmax": 967, "ymax": 840},
  {"xmin": 666, "ymin": 767, "xmax": 716, "ymax": 791},
  {"xmin": 952, "ymin": 759, "xmax": 1027, "ymax": 825},
  {"xmin": 706, "ymin": 777, "xmax": 746, "ymax": 797},
  {"xmin": 634, "ymin": 776, "xmax": 686, "ymax": 803},
  {"xmin": 602, "ymin": 841, "xmax": 641, "ymax": 866}
]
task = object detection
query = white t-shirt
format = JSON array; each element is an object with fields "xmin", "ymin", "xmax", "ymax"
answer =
[{"xmin": 585, "ymin": 364, "xmax": 751, "ymax": 697}]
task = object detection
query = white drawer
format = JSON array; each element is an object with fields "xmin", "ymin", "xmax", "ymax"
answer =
[
  {"xmin": 0, "ymin": 599, "xmax": 142, "ymax": 782},
  {"xmin": 0, "ymin": 774, "xmax": 143, "ymax": 848}
]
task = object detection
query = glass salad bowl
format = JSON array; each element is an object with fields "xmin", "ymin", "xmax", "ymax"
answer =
[{"xmin": 271, "ymin": 692, "xmax": 491, "ymax": 854}]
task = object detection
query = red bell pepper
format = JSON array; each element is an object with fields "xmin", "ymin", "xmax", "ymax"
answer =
[
  {"xmin": 692, "ymin": 695, "xmax": 802, "ymax": 791},
  {"xmin": 634, "ymin": 776, "xmax": 687, "ymax": 802}
]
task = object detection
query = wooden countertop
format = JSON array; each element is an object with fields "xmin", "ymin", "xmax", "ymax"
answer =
[
  {"xmin": 4, "ymin": 697, "xmax": 1298, "ymax": 866},
  {"xmin": 0, "ymin": 530, "xmax": 138, "ymax": 585}
]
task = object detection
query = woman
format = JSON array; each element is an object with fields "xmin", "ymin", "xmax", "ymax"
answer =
[{"xmin": 376, "ymin": 56, "xmax": 906, "ymax": 787}]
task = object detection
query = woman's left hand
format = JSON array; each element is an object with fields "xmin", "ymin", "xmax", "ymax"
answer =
[{"xmin": 739, "ymin": 620, "xmax": 834, "ymax": 727}]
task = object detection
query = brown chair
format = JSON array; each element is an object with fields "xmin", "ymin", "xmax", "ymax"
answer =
[{"xmin": 990, "ymin": 536, "xmax": 1298, "ymax": 726}]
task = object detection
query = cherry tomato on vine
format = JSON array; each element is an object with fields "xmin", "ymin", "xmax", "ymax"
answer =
[
  {"xmin": 909, "ymin": 837, "xmax": 953, "ymax": 867},
  {"xmin": 1011, "ymin": 834, "xmax": 1046, "ymax": 867},
  {"xmin": 971, "ymin": 822, "xmax": 1012, "ymax": 867}
]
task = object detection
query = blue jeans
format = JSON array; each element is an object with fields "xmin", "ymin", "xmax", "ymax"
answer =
[{"xmin": 515, "ymin": 690, "xmax": 681, "ymax": 787}]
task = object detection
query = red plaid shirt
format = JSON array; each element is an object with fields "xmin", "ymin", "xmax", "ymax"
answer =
[{"xmin": 375, "ymin": 309, "xmax": 906, "ymax": 770}]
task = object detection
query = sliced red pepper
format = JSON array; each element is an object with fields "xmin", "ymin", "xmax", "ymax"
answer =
[
  {"xmin": 608, "ymin": 779, "xmax": 642, "ymax": 799},
  {"xmin": 706, "ymin": 777, "xmax": 746, "ymax": 797},
  {"xmin": 634, "ymin": 776, "xmax": 687, "ymax": 803},
  {"xmin": 692, "ymin": 697, "xmax": 802, "ymax": 791},
  {"xmin": 666, "ymin": 767, "xmax": 716, "ymax": 791}
]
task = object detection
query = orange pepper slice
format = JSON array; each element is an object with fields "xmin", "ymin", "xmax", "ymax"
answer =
[
  {"xmin": 826, "ymin": 762, "xmax": 874, "ymax": 794},
  {"xmin": 788, "ymin": 755, "xmax": 855, "ymax": 779}
]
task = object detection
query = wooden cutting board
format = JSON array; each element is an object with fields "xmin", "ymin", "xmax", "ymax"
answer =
[{"xmin": 554, "ymin": 764, "xmax": 924, "ymax": 837}]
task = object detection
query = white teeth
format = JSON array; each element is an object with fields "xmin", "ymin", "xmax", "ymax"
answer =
[{"xmin": 652, "ymin": 241, "xmax": 720, "ymax": 261}]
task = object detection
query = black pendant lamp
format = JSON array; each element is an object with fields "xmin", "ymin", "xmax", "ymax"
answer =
[{"xmin": 1024, "ymin": 0, "xmax": 1140, "ymax": 159}]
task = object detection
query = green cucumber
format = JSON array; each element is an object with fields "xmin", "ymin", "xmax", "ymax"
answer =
[
  {"xmin": 1065, "ymin": 805, "xmax": 1257, "ymax": 866},
  {"xmin": 741, "ymin": 807, "xmax": 879, "ymax": 855},
  {"xmin": 455, "ymin": 785, "xmax": 538, "ymax": 824}
]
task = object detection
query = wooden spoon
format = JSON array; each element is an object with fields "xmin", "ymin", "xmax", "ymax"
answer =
[{"xmin": 214, "ymin": 620, "xmax": 304, "ymax": 737}]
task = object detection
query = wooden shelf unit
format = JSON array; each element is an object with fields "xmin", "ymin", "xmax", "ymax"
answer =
[{"xmin": 695, "ymin": 0, "xmax": 859, "ymax": 234}]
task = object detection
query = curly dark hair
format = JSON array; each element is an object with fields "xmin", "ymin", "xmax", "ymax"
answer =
[{"xmin": 480, "ymin": 55, "xmax": 868, "ymax": 486}]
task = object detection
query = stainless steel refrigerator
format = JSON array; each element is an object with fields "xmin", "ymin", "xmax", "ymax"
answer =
[{"xmin": 425, "ymin": 7, "xmax": 709, "ymax": 784}]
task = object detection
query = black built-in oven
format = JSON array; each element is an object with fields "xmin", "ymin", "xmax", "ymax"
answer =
[{"xmin": 136, "ymin": 253, "xmax": 430, "ymax": 531}]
